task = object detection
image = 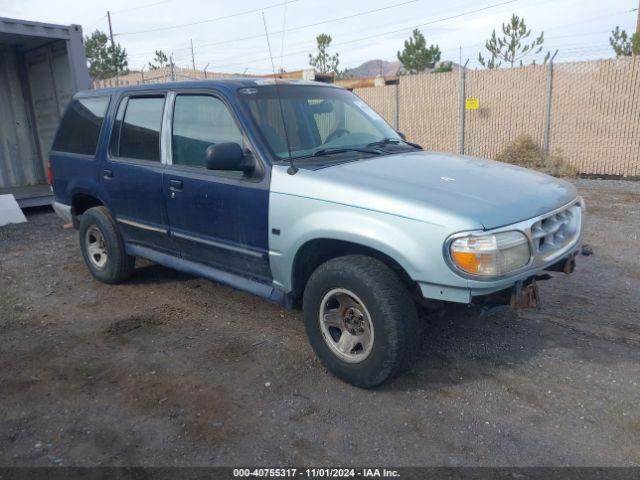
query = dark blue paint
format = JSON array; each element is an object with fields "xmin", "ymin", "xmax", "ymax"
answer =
[
  {"xmin": 101, "ymin": 159, "xmax": 176, "ymax": 252},
  {"xmin": 163, "ymin": 166, "xmax": 271, "ymax": 281},
  {"xmin": 50, "ymin": 79, "xmax": 285, "ymax": 288}
]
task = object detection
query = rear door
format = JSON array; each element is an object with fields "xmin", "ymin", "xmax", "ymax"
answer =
[
  {"xmin": 162, "ymin": 91, "xmax": 271, "ymax": 281},
  {"xmin": 101, "ymin": 93, "xmax": 175, "ymax": 252}
]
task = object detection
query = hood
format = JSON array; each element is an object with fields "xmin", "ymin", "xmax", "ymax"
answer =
[{"xmin": 274, "ymin": 151, "xmax": 577, "ymax": 230}]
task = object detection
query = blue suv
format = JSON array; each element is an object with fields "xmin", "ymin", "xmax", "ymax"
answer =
[{"xmin": 50, "ymin": 79, "xmax": 582, "ymax": 387}]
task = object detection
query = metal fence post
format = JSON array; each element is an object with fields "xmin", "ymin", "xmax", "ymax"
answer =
[
  {"xmin": 394, "ymin": 82, "xmax": 400, "ymax": 131},
  {"xmin": 457, "ymin": 62, "xmax": 466, "ymax": 155},
  {"xmin": 543, "ymin": 52, "xmax": 558, "ymax": 158}
]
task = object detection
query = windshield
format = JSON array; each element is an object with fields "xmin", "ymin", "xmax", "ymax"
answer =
[{"xmin": 237, "ymin": 84, "xmax": 404, "ymax": 161}]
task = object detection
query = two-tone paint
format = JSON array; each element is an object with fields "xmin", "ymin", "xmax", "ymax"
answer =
[{"xmin": 51, "ymin": 79, "xmax": 582, "ymax": 308}]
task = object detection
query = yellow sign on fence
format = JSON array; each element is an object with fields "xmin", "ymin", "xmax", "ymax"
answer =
[{"xmin": 465, "ymin": 98, "xmax": 479, "ymax": 110}]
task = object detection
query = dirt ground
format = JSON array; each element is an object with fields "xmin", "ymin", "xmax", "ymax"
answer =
[{"xmin": 1, "ymin": 179, "xmax": 639, "ymax": 467}]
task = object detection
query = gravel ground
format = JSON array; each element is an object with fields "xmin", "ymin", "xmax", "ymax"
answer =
[{"xmin": 0, "ymin": 179, "xmax": 639, "ymax": 467}]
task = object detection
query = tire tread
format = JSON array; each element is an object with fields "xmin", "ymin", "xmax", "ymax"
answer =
[
  {"xmin": 303, "ymin": 255, "xmax": 419, "ymax": 388},
  {"xmin": 79, "ymin": 206, "xmax": 135, "ymax": 284}
]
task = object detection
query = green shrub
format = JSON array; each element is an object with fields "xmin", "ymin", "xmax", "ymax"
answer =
[{"xmin": 495, "ymin": 135, "xmax": 577, "ymax": 177}]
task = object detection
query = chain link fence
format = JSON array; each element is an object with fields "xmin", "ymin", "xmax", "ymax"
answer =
[
  {"xmin": 92, "ymin": 65, "xmax": 247, "ymax": 88},
  {"xmin": 355, "ymin": 58, "xmax": 640, "ymax": 178},
  {"xmin": 92, "ymin": 58, "xmax": 640, "ymax": 177}
]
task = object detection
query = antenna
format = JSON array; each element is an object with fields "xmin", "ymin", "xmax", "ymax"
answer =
[
  {"xmin": 261, "ymin": 11, "xmax": 297, "ymax": 175},
  {"xmin": 279, "ymin": 0, "xmax": 288, "ymax": 72}
]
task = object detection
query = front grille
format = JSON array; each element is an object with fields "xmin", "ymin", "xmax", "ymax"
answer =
[{"xmin": 529, "ymin": 204, "xmax": 582, "ymax": 261}]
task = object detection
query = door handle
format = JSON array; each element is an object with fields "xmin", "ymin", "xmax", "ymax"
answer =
[
  {"xmin": 103, "ymin": 169, "xmax": 113, "ymax": 179},
  {"xmin": 169, "ymin": 179, "xmax": 183, "ymax": 191}
]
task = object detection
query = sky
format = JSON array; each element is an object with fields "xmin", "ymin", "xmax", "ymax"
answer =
[{"xmin": 1, "ymin": 0, "xmax": 638, "ymax": 74}]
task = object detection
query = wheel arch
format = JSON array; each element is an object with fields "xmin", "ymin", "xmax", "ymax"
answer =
[
  {"xmin": 290, "ymin": 238, "xmax": 419, "ymax": 308},
  {"xmin": 70, "ymin": 190, "xmax": 107, "ymax": 227}
]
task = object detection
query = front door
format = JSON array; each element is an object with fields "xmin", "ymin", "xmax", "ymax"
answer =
[
  {"xmin": 101, "ymin": 93, "xmax": 175, "ymax": 252},
  {"xmin": 163, "ymin": 92, "xmax": 271, "ymax": 281}
]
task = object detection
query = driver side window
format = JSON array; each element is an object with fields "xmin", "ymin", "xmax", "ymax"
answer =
[{"xmin": 172, "ymin": 95, "xmax": 243, "ymax": 167}]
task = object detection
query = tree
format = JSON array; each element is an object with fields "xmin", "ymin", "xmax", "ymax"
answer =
[
  {"xmin": 397, "ymin": 29, "xmax": 441, "ymax": 74},
  {"xmin": 609, "ymin": 26, "xmax": 640, "ymax": 57},
  {"xmin": 478, "ymin": 14, "xmax": 546, "ymax": 69},
  {"xmin": 148, "ymin": 50, "xmax": 168, "ymax": 70},
  {"xmin": 308, "ymin": 34, "xmax": 341, "ymax": 76},
  {"xmin": 84, "ymin": 30, "xmax": 129, "ymax": 79},
  {"xmin": 433, "ymin": 61, "xmax": 453, "ymax": 73}
]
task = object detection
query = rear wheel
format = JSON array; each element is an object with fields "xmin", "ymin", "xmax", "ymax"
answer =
[
  {"xmin": 303, "ymin": 255, "xmax": 419, "ymax": 388},
  {"xmin": 79, "ymin": 206, "xmax": 135, "ymax": 284}
]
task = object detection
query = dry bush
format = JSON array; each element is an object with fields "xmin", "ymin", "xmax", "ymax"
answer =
[{"xmin": 495, "ymin": 135, "xmax": 577, "ymax": 177}]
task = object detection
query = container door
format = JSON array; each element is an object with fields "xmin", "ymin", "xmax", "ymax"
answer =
[
  {"xmin": 25, "ymin": 41, "xmax": 74, "ymax": 173},
  {"xmin": 0, "ymin": 47, "xmax": 42, "ymax": 188}
]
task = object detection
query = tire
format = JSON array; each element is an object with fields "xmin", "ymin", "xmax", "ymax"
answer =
[
  {"xmin": 78, "ymin": 206, "xmax": 135, "ymax": 284},
  {"xmin": 303, "ymin": 255, "xmax": 419, "ymax": 388}
]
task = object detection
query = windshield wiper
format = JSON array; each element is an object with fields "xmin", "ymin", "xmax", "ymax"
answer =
[
  {"xmin": 367, "ymin": 137, "xmax": 423, "ymax": 150},
  {"xmin": 312, "ymin": 147, "xmax": 381, "ymax": 157}
]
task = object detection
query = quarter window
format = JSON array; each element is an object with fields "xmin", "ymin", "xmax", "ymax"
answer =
[
  {"xmin": 113, "ymin": 96, "xmax": 165, "ymax": 161},
  {"xmin": 172, "ymin": 95, "xmax": 243, "ymax": 167},
  {"xmin": 52, "ymin": 97, "xmax": 110, "ymax": 155}
]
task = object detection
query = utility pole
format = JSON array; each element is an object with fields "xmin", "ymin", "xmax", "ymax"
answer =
[
  {"xmin": 636, "ymin": 0, "xmax": 639, "ymax": 35},
  {"xmin": 107, "ymin": 11, "xmax": 118, "ymax": 78},
  {"xmin": 190, "ymin": 39, "xmax": 196, "ymax": 70}
]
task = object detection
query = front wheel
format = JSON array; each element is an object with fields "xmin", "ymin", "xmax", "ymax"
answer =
[{"xmin": 303, "ymin": 255, "xmax": 419, "ymax": 388}]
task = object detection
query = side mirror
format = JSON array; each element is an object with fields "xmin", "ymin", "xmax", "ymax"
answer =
[
  {"xmin": 205, "ymin": 142, "xmax": 254, "ymax": 173},
  {"xmin": 396, "ymin": 131, "xmax": 407, "ymax": 140}
]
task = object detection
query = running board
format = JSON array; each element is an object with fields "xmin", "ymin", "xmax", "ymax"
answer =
[{"xmin": 126, "ymin": 243, "xmax": 292, "ymax": 308}]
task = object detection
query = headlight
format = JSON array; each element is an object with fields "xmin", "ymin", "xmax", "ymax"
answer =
[{"xmin": 448, "ymin": 231, "xmax": 531, "ymax": 277}]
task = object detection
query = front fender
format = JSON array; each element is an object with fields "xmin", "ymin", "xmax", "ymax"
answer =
[{"xmin": 268, "ymin": 192, "xmax": 465, "ymax": 292}]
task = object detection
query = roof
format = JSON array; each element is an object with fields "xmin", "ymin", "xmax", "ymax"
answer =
[
  {"xmin": 0, "ymin": 16, "xmax": 82, "ymax": 50},
  {"xmin": 81, "ymin": 78, "xmax": 341, "ymax": 97}
]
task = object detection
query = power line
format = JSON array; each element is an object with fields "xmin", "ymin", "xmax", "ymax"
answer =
[
  {"xmin": 84, "ymin": 15, "xmax": 107, "ymax": 32},
  {"xmin": 126, "ymin": 0, "xmax": 421, "ymax": 58},
  {"xmin": 443, "ymin": 10, "xmax": 631, "ymax": 58},
  {"xmin": 545, "ymin": 7, "xmax": 635, "ymax": 32},
  {"xmin": 173, "ymin": 0, "xmax": 514, "ymax": 63},
  {"xmin": 111, "ymin": 0, "xmax": 173, "ymax": 15},
  {"xmin": 123, "ymin": 0, "xmax": 626, "ymax": 71},
  {"xmin": 199, "ymin": 0, "xmax": 519, "ymax": 71},
  {"xmin": 116, "ymin": 0, "xmax": 303, "ymax": 36}
]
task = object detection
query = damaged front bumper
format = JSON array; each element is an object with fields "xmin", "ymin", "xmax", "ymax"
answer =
[
  {"xmin": 420, "ymin": 198, "xmax": 584, "ymax": 307},
  {"xmin": 418, "ymin": 246, "xmax": 580, "ymax": 309},
  {"xmin": 473, "ymin": 249, "xmax": 580, "ymax": 310}
]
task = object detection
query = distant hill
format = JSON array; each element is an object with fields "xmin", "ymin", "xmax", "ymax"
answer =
[
  {"xmin": 345, "ymin": 59, "xmax": 402, "ymax": 78},
  {"xmin": 345, "ymin": 59, "xmax": 460, "ymax": 78}
]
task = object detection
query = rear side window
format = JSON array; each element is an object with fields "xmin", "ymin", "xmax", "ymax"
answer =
[
  {"xmin": 52, "ymin": 97, "xmax": 109, "ymax": 155},
  {"xmin": 111, "ymin": 96, "xmax": 164, "ymax": 161}
]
